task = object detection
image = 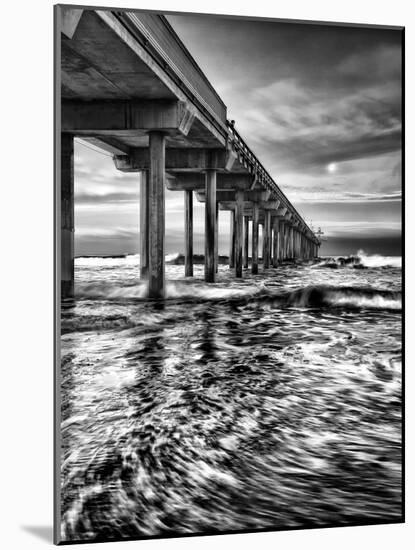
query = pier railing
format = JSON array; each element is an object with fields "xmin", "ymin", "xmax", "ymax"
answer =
[
  {"xmin": 111, "ymin": 11, "xmax": 316, "ymax": 241},
  {"xmin": 227, "ymin": 121, "xmax": 315, "ymax": 237}
]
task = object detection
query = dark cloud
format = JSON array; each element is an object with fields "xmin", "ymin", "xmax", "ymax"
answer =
[{"xmin": 169, "ymin": 14, "xmax": 402, "ymax": 174}]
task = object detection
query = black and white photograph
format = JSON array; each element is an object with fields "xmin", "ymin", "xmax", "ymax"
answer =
[{"xmin": 54, "ymin": 3, "xmax": 403, "ymax": 545}]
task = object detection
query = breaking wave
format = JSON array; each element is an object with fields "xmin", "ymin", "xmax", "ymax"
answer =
[
  {"xmin": 277, "ymin": 285, "xmax": 401, "ymax": 311},
  {"xmin": 356, "ymin": 250, "xmax": 401, "ymax": 268},
  {"xmin": 314, "ymin": 250, "xmax": 401, "ymax": 270},
  {"xmin": 74, "ymin": 281, "xmax": 401, "ymax": 311},
  {"xmin": 75, "ymin": 280, "xmax": 264, "ymax": 302}
]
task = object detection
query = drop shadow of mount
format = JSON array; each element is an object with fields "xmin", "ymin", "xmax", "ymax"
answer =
[{"xmin": 21, "ymin": 525, "xmax": 53, "ymax": 543}]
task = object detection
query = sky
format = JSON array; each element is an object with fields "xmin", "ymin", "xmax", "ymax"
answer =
[{"xmin": 74, "ymin": 14, "xmax": 402, "ymax": 257}]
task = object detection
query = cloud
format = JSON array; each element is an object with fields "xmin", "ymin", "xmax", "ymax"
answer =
[
  {"xmin": 236, "ymin": 78, "xmax": 401, "ymax": 173},
  {"xmin": 72, "ymin": 18, "xmax": 402, "ymax": 256},
  {"xmin": 318, "ymin": 220, "xmax": 401, "ymax": 237}
]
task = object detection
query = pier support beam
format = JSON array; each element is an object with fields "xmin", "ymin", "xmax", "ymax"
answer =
[
  {"xmin": 229, "ymin": 210, "xmax": 235, "ymax": 269},
  {"xmin": 277, "ymin": 222, "xmax": 283, "ymax": 262},
  {"xmin": 205, "ymin": 170, "xmax": 217, "ymax": 283},
  {"xmin": 140, "ymin": 171, "xmax": 149, "ymax": 278},
  {"xmin": 263, "ymin": 211, "xmax": 271, "ymax": 269},
  {"xmin": 282, "ymin": 223, "xmax": 288, "ymax": 260},
  {"xmin": 243, "ymin": 216, "xmax": 249, "ymax": 268},
  {"xmin": 184, "ymin": 189, "xmax": 193, "ymax": 277},
  {"xmin": 293, "ymin": 229, "xmax": 298, "ymax": 259},
  {"xmin": 215, "ymin": 203, "xmax": 219, "ymax": 273},
  {"xmin": 61, "ymin": 133, "xmax": 74, "ymax": 300},
  {"xmin": 235, "ymin": 190, "xmax": 244, "ymax": 277},
  {"xmin": 272, "ymin": 219, "xmax": 279, "ymax": 267},
  {"xmin": 251, "ymin": 203, "xmax": 259, "ymax": 275},
  {"xmin": 289, "ymin": 226, "xmax": 294, "ymax": 259},
  {"xmin": 148, "ymin": 131, "xmax": 166, "ymax": 298}
]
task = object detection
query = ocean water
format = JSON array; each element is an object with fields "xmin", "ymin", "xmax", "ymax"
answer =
[{"xmin": 60, "ymin": 251, "xmax": 402, "ymax": 542}]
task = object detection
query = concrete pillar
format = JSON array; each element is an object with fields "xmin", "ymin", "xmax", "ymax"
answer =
[
  {"xmin": 272, "ymin": 219, "xmax": 279, "ymax": 267},
  {"xmin": 284, "ymin": 225, "xmax": 289, "ymax": 259},
  {"xmin": 289, "ymin": 226, "xmax": 294, "ymax": 259},
  {"xmin": 286, "ymin": 223, "xmax": 290, "ymax": 259},
  {"xmin": 294, "ymin": 229, "xmax": 297, "ymax": 258},
  {"xmin": 184, "ymin": 189, "xmax": 193, "ymax": 277},
  {"xmin": 290, "ymin": 226, "xmax": 294, "ymax": 259},
  {"xmin": 283, "ymin": 224, "xmax": 289, "ymax": 260},
  {"xmin": 140, "ymin": 171, "xmax": 149, "ymax": 279},
  {"xmin": 229, "ymin": 210, "xmax": 235, "ymax": 269},
  {"xmin": 148, "ymin": 131, "xmax": 166, "ymax": 299},
  {"xmin": 243, "ymin": 215, "xmax": 249, "ymax": 269},
  {"xmin": 263, "ymin": 210, "xmax": 271, "ymax": 269},
  {"xmin": 235, "ymin": 190, "xmax": 244, "ymax": 278},
  {"xmin": 61, "ymin": 133, "xmax": 74, "ymax": 300},
  {"xmin": 205, "ymin": 170, "xmax": 217, "ymax": 283},
  {"xmin": 252, "ymin": 203, "xmax": 259, "ymax": 275},
  {"xmin": 278, "ymin": 222, "xmax": 284, "ymax": 261},
  {"xmin": 215, "ymin": 201, "xmax": 219, "ymax": 273},
  {"xmin": 294, "ymin": 229, "xmax": 299, "ymax": 259}
]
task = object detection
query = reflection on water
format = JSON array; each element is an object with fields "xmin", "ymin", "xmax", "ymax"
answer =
[{"xmin": 60, "ymin": 256, "xmax": 402, "ymax": 542}]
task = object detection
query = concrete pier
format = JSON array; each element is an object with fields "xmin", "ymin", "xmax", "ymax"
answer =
[
  {"xmin": 205, "ymin": 170, "xmax": 217, "ymax": 283},
  {"xmin": 215, "ymin": 202, "xmax": 219, "ymax": 274},
  {"xmin": 235, "ymin": 191, "xmax": 244, "ymax": 278},
  {"xmin": 272, "ymin": 219, "xmax": 279, "ymax": 267},
  {"xmin": 243, "ymin": 215, "xmax": 249, "ymax": 269},
  {"xmin": 185, "ymin": 189, "xmax": 193, "ymax": 277},
  {"xmin": 148, "ymin": 131, "xmax": 166, "ymax": 298},
  {"xmin": 57, "ymin": 6, "xmax": 321, "ymax": 302},
  {"xmin": 263, "ymin": 211, "xmax": 271, "ymax": 269},
  {"xmin": 229, "ymin": 210, "xmax": 235, "ymax": 269},
  {"xmin": 61, "ymin": 133, "xmax": 74, "ymax": 300},
  {"xmin": 252, "ymin": 203, "xmax": 259, "ymax": 275},
  {"xmin": 140, "ymin": 170, "xmax": 149, "ymax": 279}
]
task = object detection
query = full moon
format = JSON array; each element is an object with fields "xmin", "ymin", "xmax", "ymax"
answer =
[{"xmin": 327, "ymin": 162, "xmax": 337, "ymax": 173}]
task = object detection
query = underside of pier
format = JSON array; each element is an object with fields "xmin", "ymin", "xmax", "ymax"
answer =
[{"xmin": 56, "ymin": 5, "xmax": 320, "ymax": 299}]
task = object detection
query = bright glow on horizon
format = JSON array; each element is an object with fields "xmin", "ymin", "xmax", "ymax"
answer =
[{"xmin": 327, "ymin": 162, "xmax": 337, "ymax": 173}]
